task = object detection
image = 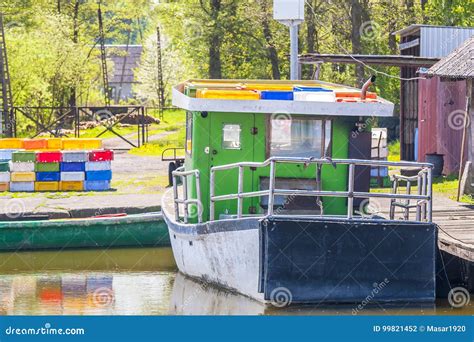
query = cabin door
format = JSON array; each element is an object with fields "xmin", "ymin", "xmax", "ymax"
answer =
[{"xmin": 209, "ymin": 112, "xmax": 256, "ymax": 217}]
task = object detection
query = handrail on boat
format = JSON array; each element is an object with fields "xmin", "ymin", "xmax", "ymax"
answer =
[
  {"xmin": 209, "ymin": 157, "xmax": 433, "ymax": 223},
  {"xmin": 172, "ymin": 166, "xmax": 203, "ymax": 223}
]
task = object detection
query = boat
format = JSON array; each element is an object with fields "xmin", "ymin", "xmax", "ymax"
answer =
[
  {"xmin": 0, "ymin": 212, "xmax": 169, "ymax": 251},
  {"xmin": 163, "ymin": 78, "xmax": 437, "ymax": 305}
]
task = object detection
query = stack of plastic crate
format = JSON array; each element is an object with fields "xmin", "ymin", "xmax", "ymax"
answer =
[
  {"xmin": 60, "ymin": 151, "xmax": 87, "ymax": 191},
  {"xmin": 35, "ymin": 151, "xmax": 62, "ymax": 191},
  {"xmin": 0, "ymin": 149, "xmax": 13, "ymax": 192},
  {"xmin": 85, "ymin": 150, "xmax": 114, "ymax": 191},
  {"xmin": 10, "ymin": 151, "xmax": 36, "ymax": 192}
]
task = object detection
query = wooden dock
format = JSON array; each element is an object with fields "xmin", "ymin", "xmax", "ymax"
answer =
[{"xmin": 433, "ymin": 199, "xmax": 474, "ymax": 262}]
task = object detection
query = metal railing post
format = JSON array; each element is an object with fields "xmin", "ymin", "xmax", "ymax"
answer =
[
  {"xmin": 267, "ymin": 161, "xmax": 276, "ymax": 216},
  {"xmin": 422, "ymin": 170, "xmax": 427, "ymax": 221},
  {"xmin": 172, "ymin": 173, "xmax": 180, "ymax": 221},
  {"xmin": 416, "ymin": 173, "xmax": 422, "ymax": 221},
  {"xmin": 182, "ymin": 175, "xmax": 188, "ymax": 223},
  {"xmin": 210, "ymin": 169, "xmax": 215, "ymax": 221},
  {"xmin": 427, "ymin": 167, "xmax": 433, "ymax": 222},
  {"xmin": 237, "ymin": 166, "xmax": 244, "ymax": 218},
  {"xmin": 347, "ymin": 164, "xmax": 355, "ymax": 219},
  {"xmin": 195, "ymin": 172, "xmax": 203, "ymax": 223}
]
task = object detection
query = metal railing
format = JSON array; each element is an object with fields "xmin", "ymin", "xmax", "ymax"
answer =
[
  {"xmin": 390, "ymin": 173, "xmax": 429, "ymax": 221},
  {"xmin": 172, "ymin": 166, "xmax": 203, "ymax": 223},
  {"xmin": 209, "ymin": 157, "xmax": 433, "ymax": 222}
]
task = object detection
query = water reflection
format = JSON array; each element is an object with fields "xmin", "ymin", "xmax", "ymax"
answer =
[
  {"xmin": 0, "ymin": 247, "xmax": 471, "ymax": 315},
  {"xmin": 170, "ymin": 272, "xmax": 473, "ymax": 316}
]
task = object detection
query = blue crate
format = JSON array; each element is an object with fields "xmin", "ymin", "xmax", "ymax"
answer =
[
  {"xmin": 293, "ymin": 86, "xmax": 333, "ymax": 92},
  {"xmin": 84, "ymin": 180, "xmax": 111, "ymax": 191},
  {"xmin": 60, "ymin": 162, "xmax": 85, "ymax": 172},
  {"xmin": 36, "ymin": 172, "xmax": 60, "ymax": 182},
  {"xmin": 86, "ymin": 170, "xmax": 112, "ymax": 181},
  {"xmin": 261, "ymin": 91, "xmax": 294, "ymax": 101}
]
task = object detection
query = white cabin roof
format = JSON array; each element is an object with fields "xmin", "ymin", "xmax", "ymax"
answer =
[{"xmin": 172, "ymin": 79, "xmax": 395, "ymax": 117}]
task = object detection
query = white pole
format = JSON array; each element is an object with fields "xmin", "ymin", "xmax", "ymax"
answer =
[{"xmin": 289, "ymin": 22, "xmax": 299, "ymax": 80}]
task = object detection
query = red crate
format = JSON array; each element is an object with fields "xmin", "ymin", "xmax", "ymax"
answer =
[
  {"xmin": 89, "ymin": 150, "xmax": 114, "ymax": 162},
  {"xmin": 36, "ymin": 151, "xmax": 62, "ymax": 163}
]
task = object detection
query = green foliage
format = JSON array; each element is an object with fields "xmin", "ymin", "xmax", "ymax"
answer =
[
  {"xmin": 4, "ymin": 0, "xmax": 474, "ymax": 118},
  {"xmin": 388, "ymin": 140, "xmax": 400, "ymax": 162}
]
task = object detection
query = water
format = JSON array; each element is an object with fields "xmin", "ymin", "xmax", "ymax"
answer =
[{"xmin": 0, "ymin": 248, "xmax": 471, "ymax": 315}]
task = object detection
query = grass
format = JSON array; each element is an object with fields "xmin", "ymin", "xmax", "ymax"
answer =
[
  {"xmin": 378, "ymin": 140, "xmax": 474, "ymax": 204},
  {"xmin": 129, "ymin": 109, "xmax": 186, "ymax": 157},
  {"xmin": 387, "ymin": 140, "xmax": 400, "ymax": 162},
  {"xmin": 371, "ymin": 173, "xmax": 474, "ymax": 204}
]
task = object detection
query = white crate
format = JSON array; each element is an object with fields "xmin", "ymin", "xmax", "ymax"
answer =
[
  {"xmin": 0, "ymin": 172, "xmax": 10, "ymax": 182},
  {"xmin": 9, "ymin": 162, "xmax": 35, "ymax": 172},
  {"xmin": 85, "ymin": 161, "xmax": 111, "ymax": 171},
  {"xmin": 60, "ymin": 172, "xmax": 85, "ymax": 181},
  {"xmin": 62, "ymin": 151, "xmax": 88, "ymax": 163},
  {"xmin": 294, "ymin": 91, "xmax": 335, "ymax": 102},
  {"xmin": 10, "ymin": 181, "xmax": 34, "ymax": 192},
  {"xmin": 0, "ymin": 149, "xmax": 18, "ymax": 161}
]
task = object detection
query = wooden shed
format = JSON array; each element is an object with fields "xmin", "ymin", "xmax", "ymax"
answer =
[
  {"xmin": 393, "ymin": 25, "xmax": 474, "ymax": 162},
  {"xmin": 422, "ymin": 36, "xmax": 473, "ymax": 178}
]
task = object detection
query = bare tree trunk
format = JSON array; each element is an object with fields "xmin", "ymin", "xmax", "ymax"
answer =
[
  {"xmin": 259, "ymin": 0, "xmax": 280, "ymax": 79},
  {"xmin": 208, "ymin": 0, "xmax": 222, "ymax": 79},
  {"xmin": 305, "ymin": 0, "xmax": 319, "ymax": 79},
  {"xmin": 69, "ymin": 0, "xmax": 80, "ymax": 108},
  {"xmin": 350, "ymin": 0, "xmax": 365, "ymax": 85}
]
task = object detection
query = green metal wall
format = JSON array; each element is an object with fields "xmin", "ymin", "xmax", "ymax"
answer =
[{"xmin": 185, "ymin": 111, "xmax": 354, "ymax": 222}]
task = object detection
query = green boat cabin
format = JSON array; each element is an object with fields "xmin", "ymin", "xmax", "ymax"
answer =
[{"xmin": 172, "ymin": 79, "xmax": 395, "ymax": 222}]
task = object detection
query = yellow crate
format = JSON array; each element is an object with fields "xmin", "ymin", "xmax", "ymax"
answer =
[
  {"xmin": 60, "ymin": 181, "xmax": 84, "ymax": 191},
  {"xmin": 0, "ymin": 138, "xmax": 23, "ymax": 149},
  {"xmin": 196, "ymin": 89, "xmax": 260, "ymax": 100},
  {"xmin": 244, "ymin": 83, "xmax": 294, "ymax": 91},
  {"xmin": 61, "ymin": 139, "xmax": 102, "ymax": 150},
  {"xmin": 11, "ymin": 172, "xmax": 36, "ymax": 182},
  {"xmin": 35, "ymin": 181, "xmax": 59, "ymax": 192},
  {"xmin": 0, "ymin": 182, "xmax": 9, "ymax": 192},
  {"xmin": 47, "ymin": 138, "xmax": 63, "ymax": 150}
]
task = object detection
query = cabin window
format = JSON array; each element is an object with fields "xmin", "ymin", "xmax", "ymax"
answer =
[
  {"xmin": 269, "ymin": 117, "xmax": 331, "ymax": 157},
  {"xmin": 185, "ymin": 112, "xmax": 193, "ymax": 155},
  {"xmin": 222, "ymin": 124, "xmax": 241, "ymax": 149}
]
